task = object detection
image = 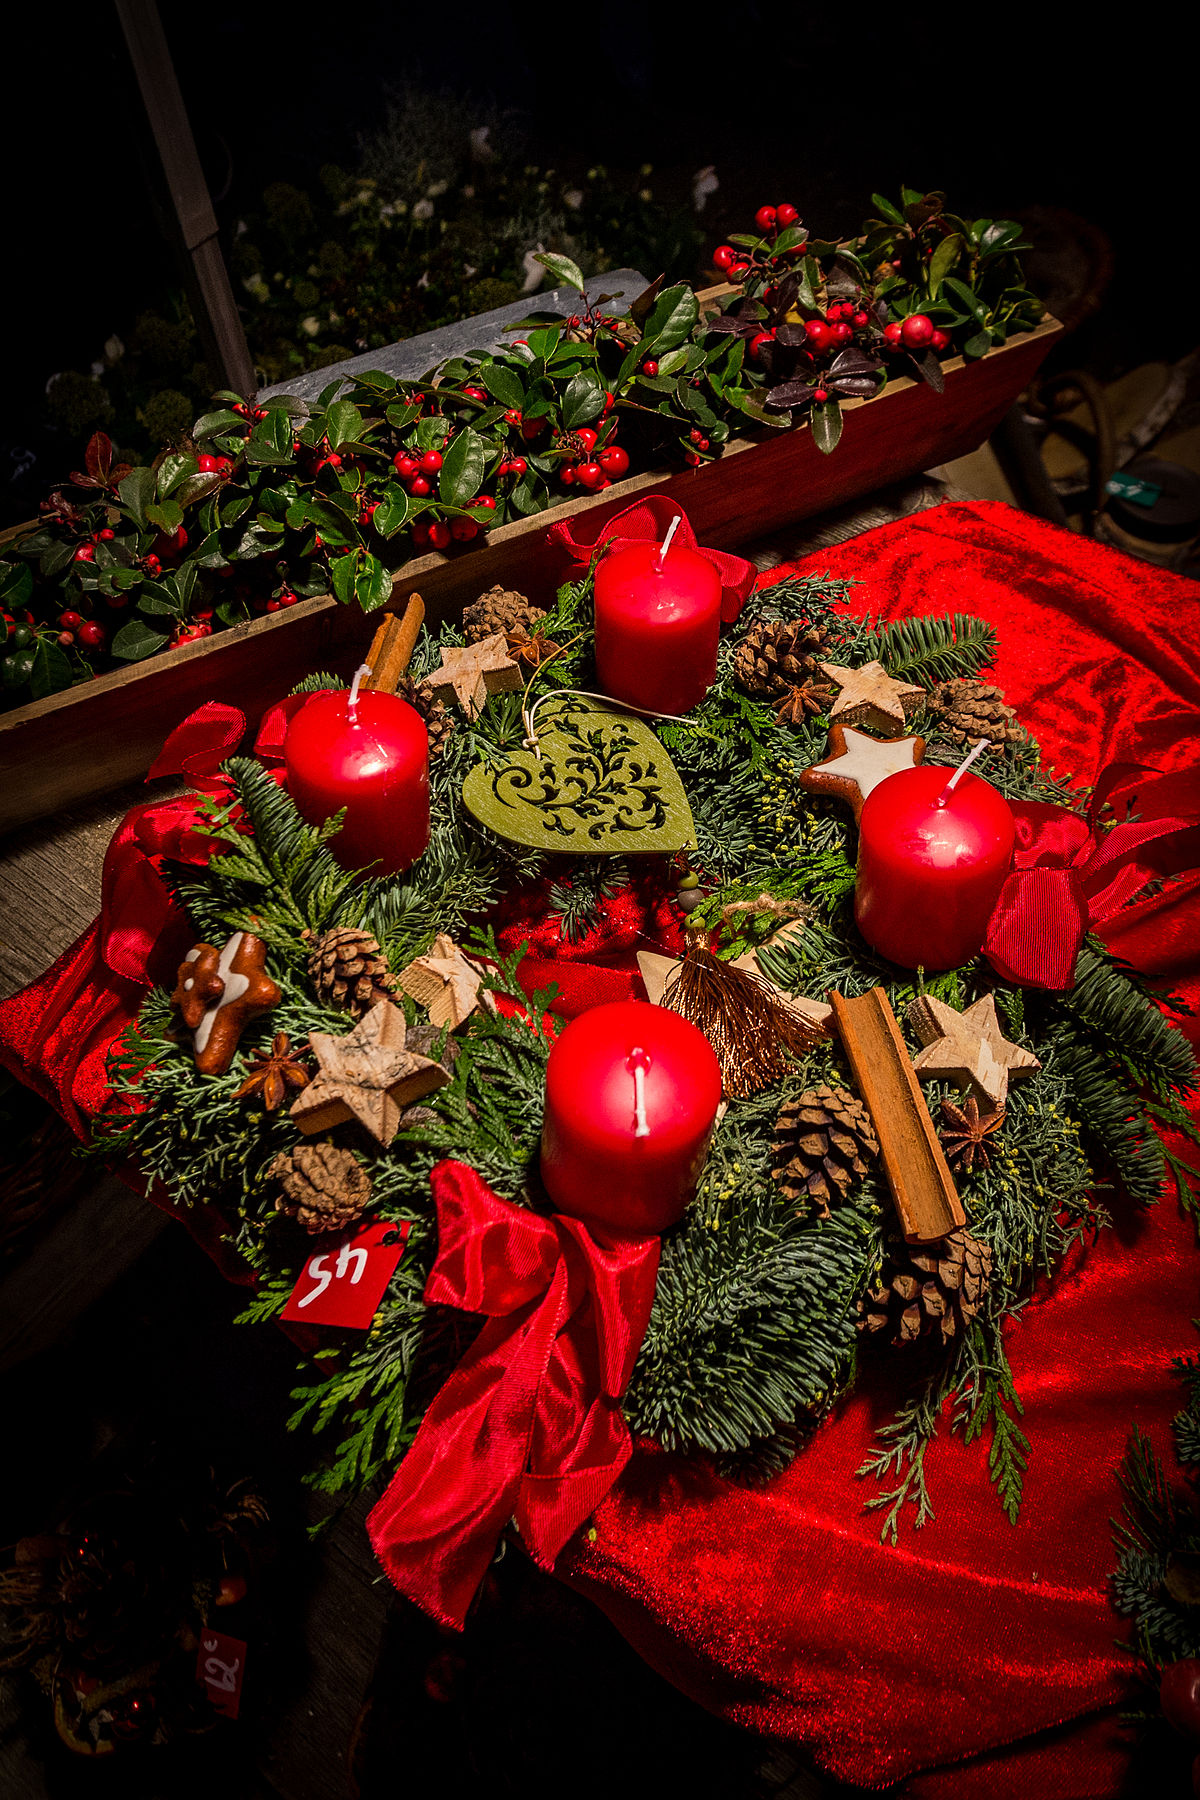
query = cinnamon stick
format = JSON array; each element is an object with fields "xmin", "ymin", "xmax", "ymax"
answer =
[
  {"xmin": 362, "ymin": 594, "xmax": 425, "ymax": 694},
  {"xmin": 829, "ymin": 988, "xmax": 965, "ymax": 1245}
]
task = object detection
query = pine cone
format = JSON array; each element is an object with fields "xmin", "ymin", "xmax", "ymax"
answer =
[
  {"xmin": 733, "ymin": 619, "xmax": 835, "ymax": 722},
  {"xmin": 772, "ymin": 1083, "xmax": 878, "ymax": 1216},
  {"xmin": 461, "ymin": 586, "xmax": 544, "ymax": 644},
  {"xmin": 270, "ymin": 1142, "xmax": 372, "ymax": 1234},
  {"xmin": 928, "ymin": 678, "xmax": 1025, "ymax": 746},
  {"xmin": 858, "ymin": 1228, "xmax": 993, "ymax": 1345},
  {"xmin": 395, "ymin": 675, "xmax": 456, "ymax": 755},
  {"xmin": 304, "ymin": 926, "xmax": 396, "ymax": 1017}
]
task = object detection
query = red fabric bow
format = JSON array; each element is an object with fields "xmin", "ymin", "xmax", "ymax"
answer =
[
  {"xmin": 984, "ymin": 763, "xmax": 1200, "ymax": 988},
  {"xmin": 367, "ymin": 1159, "xmax": 660, "ymax": 1629},
  {"xmin": 547, "ymin": 492, "xmax": 755, "ymax": 623}
]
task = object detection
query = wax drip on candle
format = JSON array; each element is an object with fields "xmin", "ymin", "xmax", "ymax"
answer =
[
  {"xmin": 347, "ymin": 662, "xmax": 372, "ymax": 725},
  {"xmin": 939, "ymin": 736, "xmax": 991, "ymax": 805},
  {"xmin": 656, "ymin": 513, "xmax": 683, "ymax": 568},
  {"xmin": 627, "ymin": 1047, "xmax": 651, "ymax": 1137}
]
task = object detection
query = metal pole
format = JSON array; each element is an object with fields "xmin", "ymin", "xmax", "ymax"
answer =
[{"xmin": 113, "ymin": 0, "xmax": 257, "ymax": 398}]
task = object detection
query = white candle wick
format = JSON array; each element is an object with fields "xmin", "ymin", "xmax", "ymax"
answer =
[
  {"xmin": 656, "ymin": 513, "xmax": 683, "ymax": 569},
  {"xmin": 347, "ymin": 662, "xmax": 371, "ymax": 724},
  {"xmin": 940, "ymin": 736, "xmax": 990, "ymax": 803},
  {"xmin": 628, "ymin": 1047, "xmax": 651, "ymax": 1137}
]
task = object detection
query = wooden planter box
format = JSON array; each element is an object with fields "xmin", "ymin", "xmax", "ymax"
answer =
[{"xmin": 0, "ymin": 314, "xmax": 1061, "ymax": 834}]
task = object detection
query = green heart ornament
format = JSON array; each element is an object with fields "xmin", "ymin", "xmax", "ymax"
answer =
[{"xmin": 462, "ymin": 696, "xmax": 696, "ymax": 854}]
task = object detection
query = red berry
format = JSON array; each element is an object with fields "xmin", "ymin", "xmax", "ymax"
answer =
[
  {"xmin": 428, "ymin": 520, "xmax": 451, "ymax": 549},
  {"xmin": 520, "ymin": 417, "xmax": 545, "ymax": 441},
  {"xmin": 805, "ymin": 320, "xmax": 834, "ymax": 352},
  {"xmin": 197, "ymin": 453, "xmax": 218, "ymax": 472},
  {"xmin": 411, "ymin": 522, "xmax": 430, "ymax": 547},
  {"xmin": 232, "ymin": 402, "xmax": 249, "ymax": 416},
  {"xmin": 813, "ymin": 388, "xmax": 829, "ymax": 403},
  {"xmin": 642, "ymin": 359, "xmax": 659, "ymax": 377},
  {"xmin": 602, "ymin": 392, "xmax": 616, "ymax": 414},
  {"xmin": 58, "ymin": 629, "xmax": 74, "ymax": 647},
  {"xmin": 508, "ymin": 456, "xmax": 528, "ymax": 477},
  {"xmin": 560, "ymin": 467, "xmax": 577, "ymax": 486},
  {"xmin": 325, "ymin": 452, "xmax": 342, "ymax": 468},
  {"xmin": 360, "ymin": 502, "xmax": 378, "ymax": 523},
  {"xmin": 853, "ymin": 310, "xmax": 870, "ymax": 328},
  {"xmin": 393, "ymin": 453, "xmax": 418, "ymax": 478},
  {"xmin": 901, "ymin": 314, "xmax": 934, "ymax": 348},
  {"xmin": 712, "ymin": 245, "xmax": 736, "ymax": 270},
  {"xmin": 576, "ymin": 462, "xmax": 605, "ymax": 490},
  {"xmin": 468, "ymin": 495, "xmax": 496, "ymax": 510},
  {"xmin": 98, "ymin": 527, "xmax": 115, "ymax": 540},
  {"xmin": 410, "ymin": 476, "xmax": 432, "ymax": 498},
  {"xmin": 462, "ymin": 386, "xmax": 486, "ymax": 403},
  {"xmin": 930, "ymin": 328, "xmax": 951, "ymax": 352},
  {"xmin": 597, "ymin": 445, "xmax": 629, "ymax": 476},
  {"xmin": 214, "ymin": 456, "xmax": 233, "ymax": 475},
  {"xmin": 278, "ymin": 590, "xmax": 298, "ymax": 608},
  {"xmin": 829, "ymin": 321, "xmax": 853, "ymax": 346},
  {"xmin": 749, "ymin": 331, "xmax": 775, "ymax": 362},
  {"xmin": 78, "ymin": 621, "xmax": 105, "ymax": 649},
  {"xmin": 266, "ymin": 598, "xmax": 282, "ymax": 612},
  {"xmin": 685, "ymin": 450, "xmax": 701, "ymax": 466},
  {"xmin": 883, "ymin": 322, "xmax": 904, "ymax": 347},
  {"xmin": 575, "ymin": 427, "xmax": 598, "ymax": 452},
  {"xmin": 450, "ymin": 517, "xmax": 478, "ymax": 541},
  {"xmin": 827, "ymin": 302, "xmax": 845, "ymax": 321},
  {"xmin": 59, "ymin": 610, "xmax": 83, "ymax": 629},
  {"xmin": 754, "ymin": 205, "xmax": 777, "ymax": 233},
  {"xmin": 504, "ymin": 409, "xmax": 522, "ymax": 426},
  {"xmin": 776, "ymin": 203, "xmax": 799, "ymax": 228},
  {"xmin": 215, "ymin": 1572, "xmax": 247, "ymax": 1607},
  {"xmin": 420, "ymin": 450, "xmax": 443, "ymax": 474},
  {"xmin": 1162, "ymin": 1661, "xmax": 1200, "ymax": 1739},
  {"xmin": 74, "ymin": 544, "xmax": 95, "ymax": 563},
  {"xmin": 697, "ymin": 437, "xmax": 710, "ymax": 451},
  {"xmin": 728, "ymin": 260, "xmax": 751, "ymax": 277}
]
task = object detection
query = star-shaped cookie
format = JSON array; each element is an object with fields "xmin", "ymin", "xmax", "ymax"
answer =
[
  {"xmin": 396, "ymin": 934, "xmax": 486, "ymax": 1031},
  {"xmin": 421, "ymin": 633, "xmax": 522, "ymax": 720},
  {"xmin": 819, "ymin": 660, "xmax": 926, "ymax": 735},
  {"xmin": 799, "ymin": 725, "xmax": 925, "ymax": 820},
  {"xmin": 906, "ymin": 993, "xmax": 1040, "ymax": 1109},
  {"xmin": 290, "ymin": 1000, "xmax": 449, "ymax": 1145}
]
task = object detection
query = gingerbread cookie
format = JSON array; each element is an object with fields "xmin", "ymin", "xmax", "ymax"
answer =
[
  {"xmin": 173, "ymin": 932, "xmax": 281, "ymax": 1075},
  {"xmin": 798, "ymin": 725, "xmax": 925, "ymax": 822}
]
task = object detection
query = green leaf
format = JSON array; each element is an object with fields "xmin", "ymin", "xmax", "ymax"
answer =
[
  {"xmin": 810, "ymin": 400, "xmax": 843, "ymax": 455},
  {"xmin": 0, "ymin": 562, "xmax": 33, "ymax": 609},
  {"xmin": 963, "ymin": 330, "xmax": 992, "ymax": 360},
  {"xmin": 330, "ymin": 548, "xmax": 391, "ymax": 611},
  {"xmin": 656, "ymin": 348, "xmax": 689, "ymax": 378},
  {"xmin": 221, "ymin": 494, "xmax": 254, "ymax": 526},
  {"xmin": 147, "ymin": 500, "xmax": 184, "ymax": 535},
  {"xmin": 156, "ymin": 452, "xmax": 196, "ymax": 497},
  {"xmin": 175, "ymin": 472, "xmax": 223, "ymax": 507},
  {"xmin": 118, "ymin": 466, "xmax": 157, "ymax": 530},
  {"xmin": 480, "ymin": 364, "xmax": 525, "ymax": 410},
  {"xmin": 533, "ymin": 251, "xmax": 586, "ymax": 294},
  {"xmin": 926, "ymin": 233, "xmax": 963, "ymax": 299},
  {"xmin": 112, "ymin": 619, "xmax": 171, "ymax": 661},
  {"xmin": 871, "ymin": 192, "xmax": 906, "ymax": 226},
  {"xmin": 372, "ymin": 485, "xmax": 409, "ymax": 538},
  {"xmin": 642, "ymin": 284, "xmax": 699, "ymax": 356},
  {"xmin": 29, "ymin": 637, "xmax": 74, "ymax": 699},
  {"xmin": 193, "ymin": 408, "xmax": 243, "ymax": 439},
  {"xmin": 526, "ymin": 327, "xmax": 561, "ymax": 363},
  {"xmin": 438, "ymin": 427, "xmax": 485, "ymax": 505},
  {"xmin": 325, "ymin": 399, "xmax": 366, "ymax": 448},
  {"xmin": 41, "ymin": 540, "xmax": 75, "ymax": 578},
  {"xmin": 944, "ymin": 277, "xmax": 987, "ymax": 324},
  {"xmin": 560, "ymin": 374, "xmax": 605, "ymax": 429}
]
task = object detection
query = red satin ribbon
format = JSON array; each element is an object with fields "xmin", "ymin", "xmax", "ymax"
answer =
[
  {"xmin": 547, "ymin": 492, "xmax": 756, "ymax": 623},
  {"xmin": 984, "ymin": 764, "xmax": 1200, "ymax": 989},
  {"xmin": 367, "ymin": 1159, "xmax": 660, "ymax": 1630}
]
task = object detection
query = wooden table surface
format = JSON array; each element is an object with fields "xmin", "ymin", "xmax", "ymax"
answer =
[{"xmin": 0, "ymin": 474, "xmax": 957, "ymax": 1800}]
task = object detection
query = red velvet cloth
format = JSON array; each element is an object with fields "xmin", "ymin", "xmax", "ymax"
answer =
[
  {"xmin": 367, "ymin": 1159, "xmax": 660, "ymax": 1629},
  {"xmin": 2, "ymin": 499, "xmax": 1199, "ymax": 1792}
]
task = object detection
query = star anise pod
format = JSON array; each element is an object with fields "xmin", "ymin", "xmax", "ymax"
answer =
[
  {"xmin": 775, "ymin": 678, "xmax": 835, "ymax": 725},
  {"xmin": 505, "ymin": 623, "xmax": 564, "ymax": 670},
  {"xmin": 235, "ymin": 1033, "xmax": 312, "ymax": 1111},
  {"xmin": 938, "ymin": 1095, "xmax": 1004, "ymax": 1170}
]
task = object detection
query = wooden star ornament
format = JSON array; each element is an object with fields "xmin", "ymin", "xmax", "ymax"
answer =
[
  {"xmin": 798, "ymin": 725, "xmax": 926, "ymax": 821},
  {"xmin": 289, "ymin": 1000, "xmax": 449, "ymax": 1145},
  {"xmin": 396, "ymin": 934, "xmax": 486, "ymax": 1031},
  {"xmin": 819, "ymin": 659, "xmax": 926, "ymax": 735},
  {"xmin": 421, "ymin": 633, "xmax": 522, "ymax": 720},
  {"xmin": 906, "ymin": 993, "xmax": 1040, "ymax": 1110}
]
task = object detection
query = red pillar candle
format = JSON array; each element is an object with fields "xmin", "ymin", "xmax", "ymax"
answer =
[
  {"xmin": 540, "ymin": 1000, "xmax": 722, "ymax": 1236},
  {"xmin": 593, "ymin": 535, "xmax": 722, "ymax": 715},
  {"xmin": 283, "ymin": 687, "xmax": 430, "ymax": 877},
  {"xmin": 854, "ymin": 764, "xmax": 1015, "ymax": 971}
]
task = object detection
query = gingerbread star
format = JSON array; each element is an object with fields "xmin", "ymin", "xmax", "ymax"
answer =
[
  {"xmin": 396, "ymin": 934, "xmax": 486, "ymax": 1031},
  {"xmin": 798, "ymin": 725, "xmax": 926, "ymax": 820},
  {"xmin": 421, "ymin": 633, "xmax": 522, "ymax": 720},
  {"xmin": 906, "ymin": 993, "xmax": 1040, "ymax": 1110},
  {"xmin": 173, "ymin": 933, "xmax": 281, "ymax": 1075},
  {"xmin": 819, "ymin": 660, "xmax": 926, "ymax": 735},
  {"xmin": 289, "ymin": 1000, "xmax": 449, "ymax": 1146}
]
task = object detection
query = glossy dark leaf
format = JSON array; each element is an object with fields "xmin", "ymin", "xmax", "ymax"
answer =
[
  {"xmin": 642, "ymin": 284, "xmax": 700, "ymax": 356},
  {"xmin": 830, "ymin": 347, "xmax": 880, "ymax": 376},
  {"xmin": 0, "ymin": 563, "xmax": 33, "ymax": 608},
  {"xmin": 870, "ymin": 193, "xmax": 906, "ymax": 226},
  {"xmin": 193, "ymin": 408, "xmax": 243, "ymax": 440},
  {"xmin": 481, "ymin": 363, "xmax": 525, "ymax": 410},
  {"xmin": 773, "ymin": 324, "xmax": 810, "ymax": 349},
  {"xmin": 29, "ymin": 637, "xmax": 75, "ymax": 699},
  {"xmin": 765, "ymin": 380, "xmax": 817, "ymax": 410},
  {"xmin": 927, "ymin": 233, "xmax": 963, "ymax": 297},
  {"xmin": 810, "ymin": 400, "xmax": 843, "ymax": 454},
  {"xmin": 912, "ymin": 351, "xmax": 945, "ymax": 394},
  {"xmin": 628, "ymin": 275, "xmax": 665, "ymax": 325},
  {"xmin": 963, "ymin": 330, "xmax": 992, "ymax": 360},
  {"xmin": 112, "ymin": 619, "xmax": 170, "ymax": 661},
  {"xmin": 944, "ymin": 277, "xmax": 987, "ymax": 324},
  {"xmin": 372, "ymin": 485, "xmax": 409, "ymax": 538},
  {"xmin": 176, "ymin": 472, "xmax": 223, "ymax": 507},
  {"xmin": 324, "ymin": 400, "xmax": 366, "ymax": 448},
  {"xmin": 118, "ymin": 466, "xmax": 156, "ymax": 530},
  {"xmin": 825, "ymin": 258, "xmax": 861, "ymax": 299},
  {"xmin": 561, "ymin": 374, "xmax": 605, "ymax": 428},
  {"xmin": 533, "ymin": 251, "xmax": 586, "ymax": 294},
  {"xmin": 702, "ymin": 314, "xmax": 753, "ymax": 337},
  {"xmin": 438, "ymin": 427, "xmax": 486, "ymax": 504}
]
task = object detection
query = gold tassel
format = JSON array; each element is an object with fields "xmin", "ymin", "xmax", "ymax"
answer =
[{"xmin": 663, "ymin": 922, "xmax": 822, "ymax": 1098}]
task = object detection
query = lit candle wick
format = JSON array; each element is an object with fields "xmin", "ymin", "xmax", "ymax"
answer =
[
  {"xmin": 347, "ymin": 662, "xmax": 372, "ymax": 725},
  {"xmin": 939, "ymin": 736, "xmax": 991, "ymax": 805},
  {"xmin": 656, "ymin": 513, "xmax": 683, "ymax": 569},
  {"xmin": 628, "ymin": 1046, "xmax": 651, "ymax": 1137}
]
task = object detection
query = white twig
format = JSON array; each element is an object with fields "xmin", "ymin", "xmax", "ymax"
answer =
[
  {"xmin": 347, "ymin": 662, "xmax": 371, "ymax": 723},
  {"xmin": 657, "ymin": 512, "xmax": 683, "ymax": 567},
  {"xmin": 942, "ymin": 736, "xmax": 990, "ymax": 798}
]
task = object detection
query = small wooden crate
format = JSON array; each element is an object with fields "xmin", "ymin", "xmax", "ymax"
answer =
[{"xmin": 0, "ymin": 316, "xmax": 1061, "ymax": 834}]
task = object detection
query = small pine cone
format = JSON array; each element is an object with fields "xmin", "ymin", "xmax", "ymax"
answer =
[
  {"xmin": 928, "ymin": 678, "xmax": 1025, "ymax": 747},
  {"xmin": 733, "ymin": 619, "xmax": 833, "ymax": 705},
  {"xmin": 270, "ymin": 1143, "xmax": 372, "ymax": 1234},
  {"xmin": 858, "ymin": 1228, "xmax": 993, "ymax": 1346},
  {"xmin": 395, "ymin": 675, "xmax": 456, "ymax": 755},
  {"xmin": 772, "ymin": 1082, "xmax": 879, "ymax": 1217},
  {"xmin": 304, "ymin": 925, "xmax": 396, "ymax": 1017},
  {"xmin": 461, "ymin": 586, "xmax": 544, "ymax": 644}
]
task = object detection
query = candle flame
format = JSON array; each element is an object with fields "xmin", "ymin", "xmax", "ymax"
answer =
[
  {"xmin": 940, "ymin": 736, "xmax": 990, "ymax": 804},
  {"xmin": 656, "ymin": 513, "xmax": 683, "ymax": 568},
  {"xmin": 347, "ymin": 662, "xmax": 371, "ymax": 724}
]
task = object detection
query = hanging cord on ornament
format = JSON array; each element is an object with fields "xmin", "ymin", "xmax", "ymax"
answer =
[
  {"xmin": 518, "ymin": 630, "xmax": 697, "ymax": 757},
  {"xmin": 662, "ymin": 918, "xmax": 823, "ymax": 1098}
]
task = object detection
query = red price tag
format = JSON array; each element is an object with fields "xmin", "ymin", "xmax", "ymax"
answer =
[
  {"xmin": 280, "ymin": 1218, "xmax": 410, "ymax": 1328},
  {"xmin": 197, "ymin": 1627, "xmax": 247, "ymax": 1720}
]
